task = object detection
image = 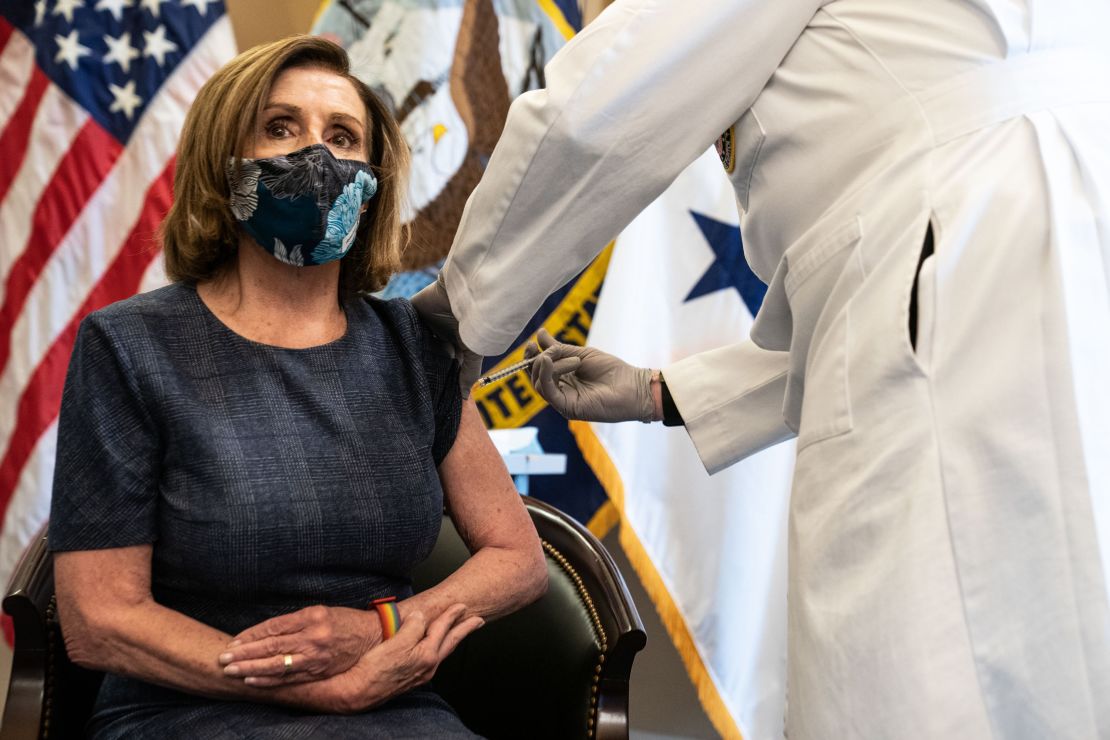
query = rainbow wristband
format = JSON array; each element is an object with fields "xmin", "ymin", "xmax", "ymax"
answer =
[{"xmin": 372, "ymin": 597, "xmax": 401, "ymax": 639}]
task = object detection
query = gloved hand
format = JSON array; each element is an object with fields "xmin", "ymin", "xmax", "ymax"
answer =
[
  {"xmin": 411, "ymin": 272, "xmax": 483, "ymax": 398},
  {"xmin": 525, "ymin": 329, "xmax": 659, "ymax": 423}
]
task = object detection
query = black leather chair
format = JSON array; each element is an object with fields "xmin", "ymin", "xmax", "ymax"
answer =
[{"xmin": 1, "ymin": 496, "xmax": 646, "ymax": 739}]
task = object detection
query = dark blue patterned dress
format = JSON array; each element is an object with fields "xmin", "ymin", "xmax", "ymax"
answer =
[{"xmin": 48, "ymin": 282, "xmax": 478, "ymax": 739}]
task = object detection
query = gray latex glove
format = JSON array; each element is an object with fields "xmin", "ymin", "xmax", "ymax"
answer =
[
  {"xmin": 410, "ymin": 272, "xmax": 483, "ymax": 398},
  {"xmin": 525, "ymin": 329, "xmax": 657, "ymax": 423}
]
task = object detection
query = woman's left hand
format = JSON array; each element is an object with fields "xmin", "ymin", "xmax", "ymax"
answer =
[
  {"xmin": 302, "ymin": 605, "xmax": 483, "ymax": 713},
  {"xmin": 219, "ymin": 605, "xmax": 381, "ymax": 685}
]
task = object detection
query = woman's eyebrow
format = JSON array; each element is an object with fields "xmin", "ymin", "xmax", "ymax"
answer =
[
  {"xmin": 329, "ymin": 112, "xmax": 365, "ymax": 132},
  {"xmin": 261, "ymin": 104, "xmax": 363, "ymax": 132},
  {"xmin": 262, "ymin": 101, "xmax": 301, "ymax": 115}
]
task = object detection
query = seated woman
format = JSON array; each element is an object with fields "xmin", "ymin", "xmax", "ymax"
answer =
[{"xmin": 48, "ymin": 35, "xmax": 547, "ymax": 739}]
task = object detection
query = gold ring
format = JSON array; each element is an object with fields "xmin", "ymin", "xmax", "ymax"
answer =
[{"xmin": 282, "ymin": 654, "xmax": 293, "ymax": 675}]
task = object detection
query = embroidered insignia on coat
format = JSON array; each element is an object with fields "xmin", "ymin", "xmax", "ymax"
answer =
[{"xmin": 716, "ymin": 125, "xmax": 736, "ymax": 174}]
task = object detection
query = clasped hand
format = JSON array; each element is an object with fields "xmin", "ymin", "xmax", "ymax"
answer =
[{"xmin": 218, "ymin": 603, "xmax": 483, "ymax": 712}]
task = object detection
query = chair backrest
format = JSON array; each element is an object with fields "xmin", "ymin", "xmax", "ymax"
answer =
[
  {"xmin": 1, "ymin": 497, "xmax": 645, "ymax": 740},
  {"xmin": 412, "ymin": 496, "xmax": 646, "ymax": 740},
  {"xmin": 1, "ymin": 528, "xmax": 103, "ymax": 740}
]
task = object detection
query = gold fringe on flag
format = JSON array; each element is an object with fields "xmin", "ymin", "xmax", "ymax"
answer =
[
  {"xmin": 312, "ymin": 0, "xmax": 331, "ymax": 30},
  {"xmin": 570, "ymin": 419, "xmax": 746, "ymax": 740},
  {"xmin": 585, "ymin": 499, "xmax": 619, "ymax": 539}
]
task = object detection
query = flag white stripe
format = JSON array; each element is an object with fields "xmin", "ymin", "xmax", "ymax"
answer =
[
  {"xmin": 0, "ymin": 114, "xmax": 177, "ymax": 457},
  {"xmin": 0, "ymin": 18, "xmax": 235, "ymax": 464},
  {"xmin": 138, "ymin": 253, "xmax": 169, "ymax": 295},
  {"xmin": 0, "ymin": 420, "xmax": 56, "ymax": 587},
  {"xmin": 0, "ymin": 84, "xmax": 89, "ymax": 290},
  {"xmin": 0, "ymin": 29, "xmax": 35, "ymax": 134}
]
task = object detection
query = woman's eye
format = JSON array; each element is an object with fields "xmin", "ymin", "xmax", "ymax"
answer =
[
  {"xmin": 332, "ymin": 131, "xmax": 359, "ymax": 149},
  {"xmin": 266, "ymin": 122, "xmax": 291, "ymax": 138}
]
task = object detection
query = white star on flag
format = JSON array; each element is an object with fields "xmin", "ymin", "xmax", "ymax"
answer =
[
  {"xmin": 94, "ymin": 0, "xmax": 134, "ymax": 22},
  {"xmin": 103, "ymin": 32, "xmax": 140, "ymax": 73},
  {"xmin": 182, "ymin": 0, "xmax": 213, "ymax": 15},
  {"xmin": 142, "ymin": 25, "xmax": 178, "ymax": 66},
  {"xmin": 34, "ymin": 0, "xmax": 47, "ymax": 26},
  {"xmin": 53, "ymin": 0, "xmax": 85, "ymax": 24},
  {"xmin": 54, "ymin": 29, "xmax": 92, "ymax": 71},
  {"xmin": 108, "ymin": 79, "xmax": 143, "ymax": 119},
  {"xmin": 140, "ymin": 0, "xmax": 165, "ymax": 18}
]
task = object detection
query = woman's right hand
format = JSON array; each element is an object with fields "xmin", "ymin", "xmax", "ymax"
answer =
[
  {"xmin": 286, "ymin": 605, "xmax": 484, "ymax": 714},
  {"xmin": 221, "ymin": 605, "xmax": 381, "ymax": 684}
]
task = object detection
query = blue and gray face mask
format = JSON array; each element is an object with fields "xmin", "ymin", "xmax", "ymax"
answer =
[{"xmin": 226, "ymin": 143, "xmax": 379, "ymax": 267}]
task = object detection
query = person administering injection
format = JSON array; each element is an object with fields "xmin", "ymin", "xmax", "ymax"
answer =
[{"xmin": 415, "ymin": 1, "xmax": 1110, "ymax": 737}]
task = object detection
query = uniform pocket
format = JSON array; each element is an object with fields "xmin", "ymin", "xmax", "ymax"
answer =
[
  {"xmin": 781, "ymin": 218, "xmax": 865, "ymax": 452},
  {"xmin": 794, "ymin": 308, "xmax": 853, "ymax": 453},
  {"xmin": 783, "ymin": 219, "xmax": 863, "ymax": 297}
]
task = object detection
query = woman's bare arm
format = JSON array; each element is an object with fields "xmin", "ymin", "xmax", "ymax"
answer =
[
  {"xmin": 56, "ymin": 545, "xmax": 385, "ymax": 712},
  {"xmin": 58, "ymin": 544, "xmax": 483, "ymax": 711},
  {"xmin": 397, "ymin": 400, "xmax": 548, "ymax": 624}
]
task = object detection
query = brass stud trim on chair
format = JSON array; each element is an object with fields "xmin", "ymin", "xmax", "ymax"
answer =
[
  {"xmin": 541, "ymin": 539, "xmax": 608, "ymax": 740},
  {"xmin": 43, "ymin": 595, "xmax": 60, "ymax": 740}
]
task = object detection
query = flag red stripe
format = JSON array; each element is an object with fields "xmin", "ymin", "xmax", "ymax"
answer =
[
  {"xmin": 0, "ymin": 120, "xmax": 124, "ymax": 376},
  {"xmin": 0, "ymin": 66, "xmax": 50, "ymax": 206},
  {"xmin": 0, "ymin": 159, "xmax": 174, "ymax": 521}
]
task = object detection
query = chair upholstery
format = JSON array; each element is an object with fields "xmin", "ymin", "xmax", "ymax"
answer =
[
  {"xmin": 1, "ymin": 496, "xmax": 646, "ymax": 740},
  {"xmin": 413, "ymin": 496, "xmax": 647, "ymax": 740}
]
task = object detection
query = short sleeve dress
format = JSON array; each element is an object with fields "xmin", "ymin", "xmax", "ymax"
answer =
[{"xmin": 48, "ymin": 282, "xmax": 479, "ymax": 739}]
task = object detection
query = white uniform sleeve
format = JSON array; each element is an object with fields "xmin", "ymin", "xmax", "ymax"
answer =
[
  {"xmin": 664, "ymin": 341, "xmax": 793, "ymax": 475},
  {"xmin": 442, "ymin": 0, "xmax": 822, "ymax": 355}
]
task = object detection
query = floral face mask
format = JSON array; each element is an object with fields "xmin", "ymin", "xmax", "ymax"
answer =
[{"xmin": 226, "ymin": 143, "xmax": 378, "ymax": 267}]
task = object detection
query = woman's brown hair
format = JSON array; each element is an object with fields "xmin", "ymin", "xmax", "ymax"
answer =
[{"xmin": 161, "ymin": 35, "xmax": 409, "ymax": 293}]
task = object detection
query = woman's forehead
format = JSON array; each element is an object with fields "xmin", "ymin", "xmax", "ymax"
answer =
[{"xmin": 265, "ymin": 66, "xmax": 366, "ymax": 125}]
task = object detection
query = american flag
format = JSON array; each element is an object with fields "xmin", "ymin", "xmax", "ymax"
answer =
[{"xmin": 0, "ymin": 0, "xmax": 235, "ymax": 604}]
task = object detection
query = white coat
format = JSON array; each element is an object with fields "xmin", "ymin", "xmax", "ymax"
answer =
[{"xmin": 440, "ymin": 1, "xmax": 1110, "ymax": 736}]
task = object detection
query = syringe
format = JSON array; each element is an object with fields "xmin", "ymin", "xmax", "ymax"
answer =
[{"xmin": 476, "ymin": 356, "xmax": 537, "ymax": 387}]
